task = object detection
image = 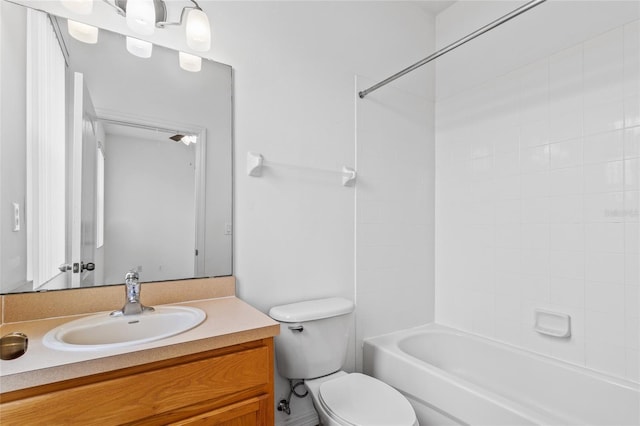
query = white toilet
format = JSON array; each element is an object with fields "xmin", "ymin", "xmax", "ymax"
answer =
[{"xmin": 269, "ymin": 297, "xmax": 418, "ymax": 426}]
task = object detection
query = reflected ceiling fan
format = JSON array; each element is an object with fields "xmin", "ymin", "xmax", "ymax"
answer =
[{"xmin": 169, "ymin": 134, "xmax": 197, "ymax": 145}]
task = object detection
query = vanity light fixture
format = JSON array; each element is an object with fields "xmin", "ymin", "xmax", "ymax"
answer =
[
  {"xmin": 185, "ymin": 8, "xmax": 210, "ymax": 51},
  {"xmin": 126, "ymin": 36, "xmax": 153, "ymax": 58},
  {"xmin": 124, "ymin": 0, "xmax": 157, "ymax": 35},
  {"xmin": 67, "ymin": 19, "xmax": 99, "ymax": 43},
  {"xmin": 62, "ymin": 0, "xmax": 210, "ymax": 68},
  {"xmin": 179, "ymin": 51, "xmax": 201, "ymax": 72},
  {"xmin": 104, "ymin": 0, "xmax": 212, "ymax": 52}
]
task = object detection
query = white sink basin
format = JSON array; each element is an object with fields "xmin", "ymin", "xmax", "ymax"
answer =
[{"xmin": 42, "ymin": 306, "xmax": 206, "ymax": 351}]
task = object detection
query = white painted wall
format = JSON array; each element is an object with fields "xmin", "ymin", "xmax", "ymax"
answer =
[
  {"xmin": 0, "ymin": 1, "xmax": 28, "ymax": 293},
  {"xmin": 103, "ymin": 132, "xmax": 196, "ymax": 284},
  {"xmin": 436, "ymin": 1, "xmax": 640, "ymax": 382},
  {"xmin": 208, "ymin": 2, "xmax": 436, "ymax": 423},
  {"xmin": 355, "ymin": 75, "xmax": 435, "ymax": 370}
]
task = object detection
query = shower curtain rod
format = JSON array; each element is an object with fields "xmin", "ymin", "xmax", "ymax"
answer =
[
  {"xmin": 358, "ymin": 0, "xmax": 547, "ymax": 99},
  {"xmin": 97, "ymin": 117, "xmax": 190, "ymax": 136}
]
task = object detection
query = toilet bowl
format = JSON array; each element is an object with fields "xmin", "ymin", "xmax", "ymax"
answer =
[
  {"xmin": 305, "ymin": 371, "xmax": 418, "ymax": 426},
  {"xmin": 268, "ymin": 297, "xmax": 418, "ymax": 426}
]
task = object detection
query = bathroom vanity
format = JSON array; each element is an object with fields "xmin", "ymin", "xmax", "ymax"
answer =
[{"xmin": 0, "ymin": 277, "xmax": 279, "ymax": 425}]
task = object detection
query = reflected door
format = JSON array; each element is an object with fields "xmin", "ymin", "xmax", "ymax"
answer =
[{"xmin": 70, "ymin": 72, "xmax": 98, "ymax": 288}]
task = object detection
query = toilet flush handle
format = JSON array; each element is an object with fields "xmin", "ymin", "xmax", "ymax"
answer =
[{"xmin": 288, "ymin": 325, "xmax": 304, "ymax": 332}]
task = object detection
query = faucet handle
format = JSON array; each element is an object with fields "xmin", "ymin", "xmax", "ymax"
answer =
[{"xmin": 125, "ymin": 270, "xmax": 139, "ymax": 282}]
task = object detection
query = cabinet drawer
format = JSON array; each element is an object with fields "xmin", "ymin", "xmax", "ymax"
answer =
[
  {"xmin": 1, "ymin": 345, "xmax": 271, "ymax": 425},
  {"xmin": 169, "ymin": 394, "xmax": 269, "ymax": 426}
]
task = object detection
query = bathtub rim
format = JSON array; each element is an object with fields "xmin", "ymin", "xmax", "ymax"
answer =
[
  {"xmin": 364, "ymin": 322, "xmax": 639, "ymax": 425},
  {"xmin": 364, "ymin": 322, "xmax": 639, "ymax": 392},
  {"xmin": 364, "ymin": 325, "xmax": 572, "ymax": 425}
]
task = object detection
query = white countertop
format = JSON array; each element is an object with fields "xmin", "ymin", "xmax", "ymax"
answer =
[{"xmin": 0, "ymin": 296, "xmax": 280, "ymax": 393}]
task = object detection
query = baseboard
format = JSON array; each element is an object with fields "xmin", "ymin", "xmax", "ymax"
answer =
[{"xmin": 276, "ymin": 409, "xmax": 319, "ymax": 426}]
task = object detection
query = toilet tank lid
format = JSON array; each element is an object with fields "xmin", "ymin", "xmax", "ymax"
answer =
[{"xmin": 269, "ymin": 297, "xmax": 354, "ymax": 322}]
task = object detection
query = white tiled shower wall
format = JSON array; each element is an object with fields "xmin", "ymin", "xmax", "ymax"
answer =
[{"xmin": 436, "ymin": 18, "xmax": 640, "ymax": 381}]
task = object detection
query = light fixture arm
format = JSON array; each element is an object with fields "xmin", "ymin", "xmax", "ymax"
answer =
[
  {"xmin": 99, "ymin": 0, "xmax": 206, "ymax": 31},
  {"xmin": 156, "ymin": 0, "xmax": 201, "ymax": 28},
  {"xmin": 102, "ymin": 0, "xmax": 168, "ymax": 25},
  {"xmin": 102, "ymin": 0, "xmax": 125, "ymax": 16}
]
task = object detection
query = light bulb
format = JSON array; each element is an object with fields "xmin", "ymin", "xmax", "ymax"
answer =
[
  {"xmin": 126, "ymin": 36, "xmax": 153, "ymax": 58},
  {"xmin": 181, "ymin": 135, "xmax": 197, "ymax": 145},
  {"xmin": 126, "ymin": 0, "xmax": 156, "ymax": 36},
  {"xmin": 68, "ymin": 20, "xmax": 99, "ymax": 44},
  {"xmin": 61, "ymin": 0, "xmax": 93, "ymax": 15},
  {"xmin": 185, "ymin": 8, "xmax": 211, "ymax": 52},
  {"xmin": 179, "ymin": 52, "xmax": 201, "ymax": 72}
]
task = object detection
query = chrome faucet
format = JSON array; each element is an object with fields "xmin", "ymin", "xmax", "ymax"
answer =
[{"xmin": 111, "ymin": 271, "xmax": 155, "ymax": 316}]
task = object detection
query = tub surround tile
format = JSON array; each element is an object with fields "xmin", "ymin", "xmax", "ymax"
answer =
[
  {"xmin": 583, "ymin": 28, "xmax": 625, "ymax": 105},
  {"xmin": 625, "ymin": 317, "xmax": 639, "ymax": 349},
  {"xmin": 549, "ymin": 277, "xmax": 585, "ymax": 309},
  {"xmin": 520, "ymin": 145, "xmax": 550, "ymax": 173},
  {"xmin": 585, "ymin": 252, "xmax": 625, "ymax": 284},
  {"xmin": 625, "ymin": 158, "xmax": 640, "ymax": 191},
  {"xmin": 583, "ymin": 130, "xmax": 624, "ymax": 165},
  {"xmin": 585, "ymin": 282, "xmax": 625, "ymax": 314},
  {"xmin": 625, "ymin": 127, "xmax": 640, "ymax": 159},
  {"xmin": 625, "ymin": 191, "xmax": 639, "ymax": 223},
  {"xmin": 585, "ymin": 309, "xmax": 626, "ymax": 347},
  {"xmin": 550, "ymin": 139, "xmax": 582, "ymax": 170},
  {"xmin": 625, "ymin": 286, "xmax": 639, "ymax": 318},
  {"xmin": 549, "ymin": 224, "xmax": 584, "ymax": 252},
  {"xmin": 583, "ymin": 161, "xmax": 624, "ymax": 194},
  {"xmin": 583, "ymin": 192, "xmax": 625, "ymax": 223},
  {"xmin": 624, "ymin": 96, "xmax": 640, "ymax": 128},
  {"xmin": 549, "ymin": 195, "xmax": 581, "ymax": 224},
  {"xmin": 626, "ymin": 253, "xmax": 640, "ymax": 285},
  {"xmin": 548, "ymin": 111, "xmax": 582, "ymax": 144},
  {"xmin": 583, "ymin": 101, "xmax": 625, "ymax": 137},
  {"xmin": 623, "ymin": 21, "xmax": 640, "ymax": 93},
  {"xmin": 625, "ymin": 348, "xmax": 640, "ymax": 382},
  {"xmin": 436, "ymin": 15, "xmax": 640, "ymax": 382},
  {"xmin": 625, "ymin": 223, "xmax": 639, "ymax": 254},
  {"xmin": 549, "ymin": 250, "xmax": 585, "ymax": 280},
  {"xmin": 549, "ymin": 167, "xmax": 583, "ymax": 196},
  {"xmin": 585, "ymin": 222, "xmax": 625, "ymax": 253}
]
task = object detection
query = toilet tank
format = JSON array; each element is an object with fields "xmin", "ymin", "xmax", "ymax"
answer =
[{"xmin": 269, "ymin": 297, "xmax": 354, "ymax": 380}]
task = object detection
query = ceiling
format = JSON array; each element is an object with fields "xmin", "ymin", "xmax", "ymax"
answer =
[{"xmin": 416, "ymin": 1, "xmax": 455, "ymax": 16}]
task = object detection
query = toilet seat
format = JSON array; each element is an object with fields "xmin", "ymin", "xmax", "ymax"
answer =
[{"xmin": 318, "ymin": 373, "xmax": 416, "ymax": 426}]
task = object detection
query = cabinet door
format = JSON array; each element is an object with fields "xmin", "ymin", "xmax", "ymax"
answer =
[
  {"xmin": 169, "ymin": 395, "xmax": 269, "ymax": 426},
  {"xmin": 1, "ymin": 341, "xmax": 274, "ymax": 426}
]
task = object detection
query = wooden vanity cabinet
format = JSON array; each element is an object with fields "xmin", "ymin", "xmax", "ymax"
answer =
[{"xmin": 0, "ymin": 338, "xmax": 275, "ymax": 426}]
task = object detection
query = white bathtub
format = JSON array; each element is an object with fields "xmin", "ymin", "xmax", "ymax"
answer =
[{"xmin": 363, "ymin": 324, "xmax": 639, "ymax": 426}]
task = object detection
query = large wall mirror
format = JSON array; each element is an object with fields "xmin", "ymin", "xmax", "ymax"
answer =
[{"xmin": 0, "ymin": 0, "xmax": 233, "ymax": 294}]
